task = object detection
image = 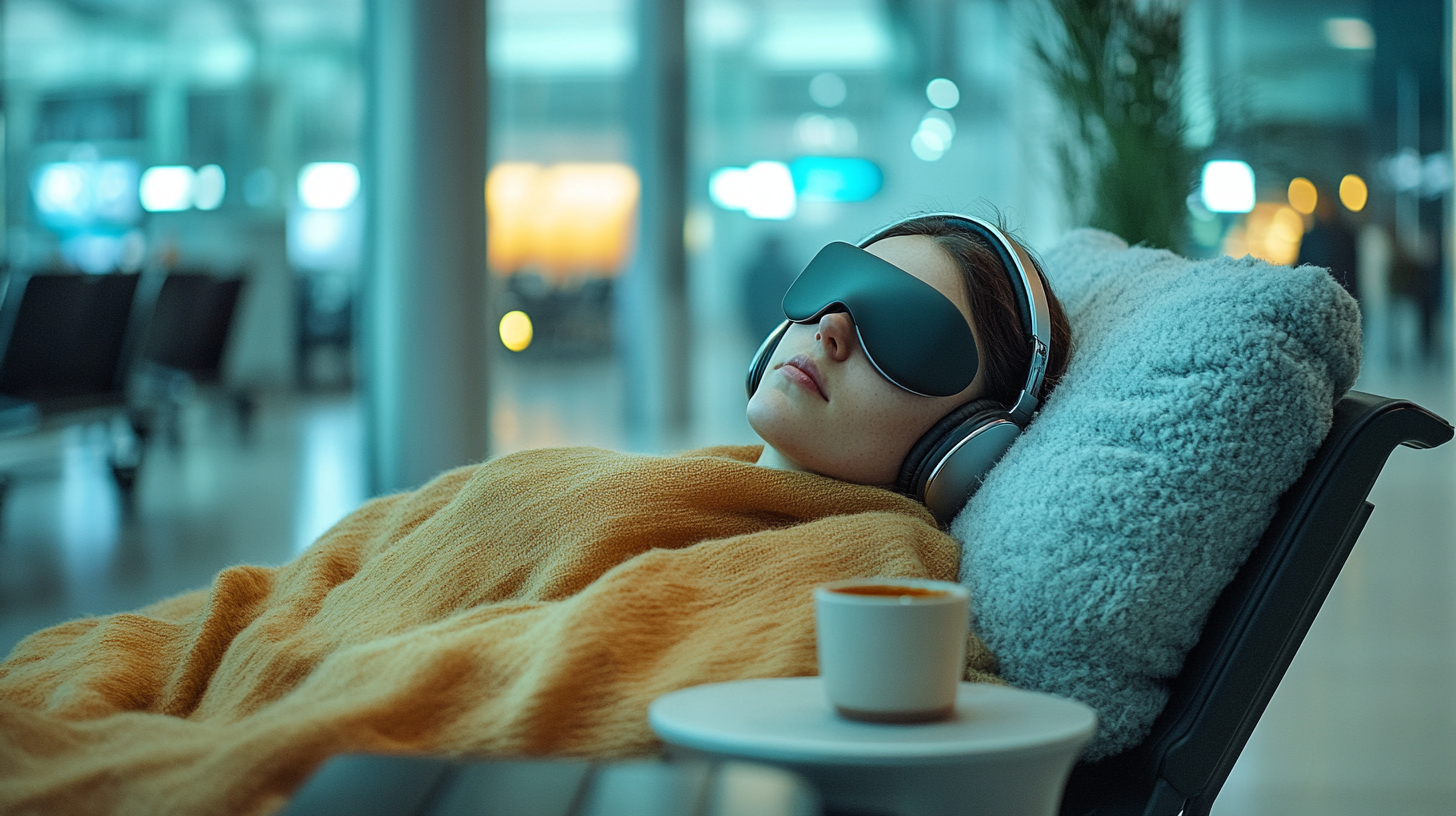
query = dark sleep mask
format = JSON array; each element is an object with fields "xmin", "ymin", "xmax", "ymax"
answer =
[{"xmin": 781, "ymin": 241, "xmax": 978, "ymax": 397}]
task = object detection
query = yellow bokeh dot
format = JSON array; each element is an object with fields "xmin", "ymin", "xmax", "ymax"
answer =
[
  {"xmin": 1287, "ymin": 177, "xmax": 1318, "ymax": 214},
  {"xmin": 499, "ymin": 310, "xmax": 533, "ymax": 352},
  {"xmin": 1339, "ymin": 174, "xmax": 1368, "ymax": 212}
]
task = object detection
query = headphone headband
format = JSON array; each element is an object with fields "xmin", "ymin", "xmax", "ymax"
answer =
[{"xmin": 859, "ymin": 213, "xmax": 1052, "ymax": 423}]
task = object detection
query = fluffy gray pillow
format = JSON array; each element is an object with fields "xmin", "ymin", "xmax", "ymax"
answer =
[{"xmin": 951, "ymin": 229, "xmax": 1361, "ymax": 759}]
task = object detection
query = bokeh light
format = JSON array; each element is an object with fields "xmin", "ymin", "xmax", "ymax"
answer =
[
  {"xmin": 911, "ymin": 110, "xmax": 956, "ymax": 161},
  {"xmin": 809, "ymin": 72, "xmax": 847, "ymax": 108},
  {"xmin": 910, "ymin": 130, "xmax": 944, "ymax": 161},
  {"xmin": 499, "ymin": 310, "xmax": 534, "ymax": 352},
  {"xmin": 194, "ymin": 164, "xmax": 227, "ymax": 210},
  {"xmin": 1201, "ymin": 161, "xmax": 1256, "ymax": 213},
  {"xmin": 36, "ymin": 160, "xmax": 144, "ymax": 229},
  {"xmin": 34, "ymin": 163, "xmax": 90, "ymax": 219},
  {"xmin": 1287, "ymin": 177, "xmax": 1317, "ymax": 215},
  {"xmin": 140, "ymin": 166, "xmax": 196, "ymax": 212},
  {"xmin": 926, "ymin": 78, "xmax": 960, "ymax": 109},
  {"xmin": 789, "ymin": 157, "xmax": 883, "ymax": 202},
  {"xmin": 297, "ymin": 162, "xmax": 360, "ymax": 210},
  {"xmin": 1223, "ymin": 203, "xmax": 1305, "ymax": 265},
  {"xmin": 793, "ymin": 113, "xmax": 858, "ymax": 152},
  {"xmin": 707, "ymin": 161, "xmax": 796, "ymax": 220},
  {"xmin": 295, "ymin": 210, "xmax": 346, "ymax": 255},
  {"xmin": 919, "ymin": 110, "xmax": 955, "ymax": 144},
  {"xmin": 1339, "ymin": 174, "xmax": 1368, "ymax": 212},
  {"xmin": 487, "ymin": 162, "xmax": 642, "ymax": 276},
  {"xmin": 1324, "ymin": 17, "xmax": 1374, "ymax": 50}
]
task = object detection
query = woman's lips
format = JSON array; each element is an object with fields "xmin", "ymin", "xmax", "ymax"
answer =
[{"xmin": 778, "ymin": 354, "xmax": 828, "ymax": 400}]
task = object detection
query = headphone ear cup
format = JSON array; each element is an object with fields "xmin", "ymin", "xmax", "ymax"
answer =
[
  {"xmin": 895, "ymin": 398, "xmax": 1014, "ymax": 511},
  {"xmin": 746, "ymin": 320, "xmax": 791, "ymax": 398}
]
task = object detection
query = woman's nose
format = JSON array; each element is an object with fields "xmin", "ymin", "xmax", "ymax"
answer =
[{"xmin": 816, "ymin": 311, "xmax": 855, "ymax": 362}]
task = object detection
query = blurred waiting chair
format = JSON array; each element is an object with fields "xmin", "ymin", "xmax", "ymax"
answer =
[
  {"xmin": 134, "ymin": 272, "xmax": 251, "ymax": 443},
  {"xmin": 0, "ymin": 272, "xmax": 139, "ymax": 412},
  {"xmin": 141, "ymin": 273, "xmax": 243, "ymax": 383},
  {"xmin": 0, "ymin": 271, "xmax": 144, "ymax": 508}
]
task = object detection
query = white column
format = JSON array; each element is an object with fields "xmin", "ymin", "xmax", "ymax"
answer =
[
  {"xmin": 363, "ymin": 0, "xmax": 489, "ymax": 494},
  {"xmin": 619, "ymin": 0, "xmax": 690, "ymax": 447}
]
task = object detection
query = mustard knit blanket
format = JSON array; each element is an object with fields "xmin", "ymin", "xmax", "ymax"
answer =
[{"xmin": 0, "ymin": 445, "xmax": 997, "ymax": 816}]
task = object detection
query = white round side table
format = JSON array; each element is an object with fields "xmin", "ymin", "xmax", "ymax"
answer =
[{"xmin": 649, "ymin": 678, "xmax": 1096, "ymax": 816}]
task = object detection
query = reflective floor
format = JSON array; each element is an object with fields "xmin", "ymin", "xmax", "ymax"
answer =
[{"xmin": 0, "ymin": 317, "xmax": 1452, "ymax": 815}]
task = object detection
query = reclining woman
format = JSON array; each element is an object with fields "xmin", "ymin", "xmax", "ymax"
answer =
[{"xmin": 0, "ymin": 213, "xmax": 1071, "ymax": 816}]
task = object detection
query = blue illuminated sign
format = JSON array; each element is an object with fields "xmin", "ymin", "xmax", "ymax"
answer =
[{"xmin": 789, "ymin": 157, "xmax": 883, "ymax": 203}]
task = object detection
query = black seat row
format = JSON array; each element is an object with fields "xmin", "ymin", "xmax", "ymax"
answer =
[
  {"xmin": 0, "ymin": 269, "xmax": 243, "ymax": 426},
  {"xmin": 0, "ymin": 269, "xmax": 245, "ymax": 506}
]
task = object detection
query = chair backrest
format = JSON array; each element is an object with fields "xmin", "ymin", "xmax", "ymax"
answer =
[
  {"xmin": 0, "ymin": 272, "xmax": 141, "ymax": 412},
  {"xmin": 1059, "ymin": 390, "xmax": 1454, "ymax": 816},
  {"xmin": 141, "ymin": 273, "xmax": 245, "ymax": 382}
]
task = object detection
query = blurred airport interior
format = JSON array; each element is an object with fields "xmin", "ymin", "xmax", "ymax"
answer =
[{"xmin": 1, "ymin": 0, "xmax": 1454, "ymax": 813}]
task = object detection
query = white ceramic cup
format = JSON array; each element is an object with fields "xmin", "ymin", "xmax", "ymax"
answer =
[{"xmin": 814, "ymin": 577, "xmax": 970, "ymax": 723}]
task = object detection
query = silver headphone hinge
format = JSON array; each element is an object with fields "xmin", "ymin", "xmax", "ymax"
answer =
[{"xmin": 1009, "ymin": 338, "xmax": 1048, "ymax": 425}]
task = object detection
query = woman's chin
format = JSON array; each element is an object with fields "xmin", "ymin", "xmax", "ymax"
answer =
[
  {"xmin": 747, "ymin": 403, "xmax": 813, "ymax": 471},
  {"xmin": 746, "ymin": 390, "xmax": 791, "ymax": 439}
]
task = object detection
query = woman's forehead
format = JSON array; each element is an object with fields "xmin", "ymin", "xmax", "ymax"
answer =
[{"xmin": 862, "ymin": 235, "xmax": 971, "ymax": 319}]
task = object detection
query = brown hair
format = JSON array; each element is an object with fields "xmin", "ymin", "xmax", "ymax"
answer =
[{"xmin": 870, "ymin": 215, "xmax": 1072, "ymax": 409}]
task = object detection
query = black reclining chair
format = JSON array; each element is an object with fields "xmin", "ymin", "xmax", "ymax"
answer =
[{"xmin": 1059, "ymin": 390, "xmax": 1454, "ymax": 816}]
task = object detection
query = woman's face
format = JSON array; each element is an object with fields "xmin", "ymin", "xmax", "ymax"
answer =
[{"xmin": 748, "ymin": 234, "xmax": 987, "ymax": 486}]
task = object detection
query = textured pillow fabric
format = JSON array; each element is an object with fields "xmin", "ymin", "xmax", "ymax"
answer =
[{"xmin": 951, "ymin": 229, "xmax": 1361, "ymax": 760}]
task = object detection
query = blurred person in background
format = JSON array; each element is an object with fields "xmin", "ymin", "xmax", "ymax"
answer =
[
  {"xmin": 1387, "ymin": 226, "xmax": 1443, "ymax": 365},
  {"xmin": 1297, "ymin": 194, "xmax": 1360, "ymax": 303}
]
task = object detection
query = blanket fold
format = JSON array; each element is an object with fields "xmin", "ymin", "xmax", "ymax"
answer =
[{"xmin": 0, "ymin": 445, "xmax": 994, "ymax": 816}]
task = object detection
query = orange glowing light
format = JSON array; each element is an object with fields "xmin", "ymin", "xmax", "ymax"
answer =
[
  {"xmin": 485, "ymin": 162, "xmax": 640, "ymax": 280},
  {"xmin": 1339, "ymin": 174, "xmax": 1368, "ymax": 212},
  {"xmin": 1287, "ymin": 177, "xmax": 1318, "ymax": 215},
  {"xmin": 1224, "ymin": 203, "xmax": 1305, "ymax": 265}
]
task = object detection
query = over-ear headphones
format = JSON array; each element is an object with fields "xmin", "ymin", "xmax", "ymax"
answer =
[{"xmin": 745, "ymin": 213, "xmax": 1053, "ymax": 523}]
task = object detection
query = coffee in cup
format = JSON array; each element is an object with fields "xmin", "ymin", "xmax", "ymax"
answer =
[{"xmin": 814, "ymin": 577, "xmax": 970, "ymax": 723}]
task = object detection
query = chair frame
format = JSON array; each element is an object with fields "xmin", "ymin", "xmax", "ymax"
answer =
[{"xmin": 1059, "ymin": 390, "xmax": 1454, "ymax": 816}]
